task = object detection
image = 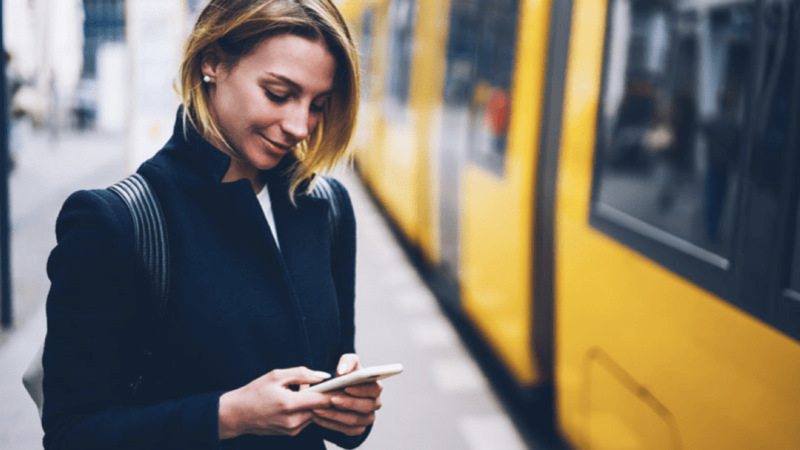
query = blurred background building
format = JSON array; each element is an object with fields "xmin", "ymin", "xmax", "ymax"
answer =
[
  {"xmin": 2, "ymin": 0, "xmax": 209, "ymax": 169},
  {"xmin": 4, "ymin": 0, "xmax": 83, "ymax": 133}
]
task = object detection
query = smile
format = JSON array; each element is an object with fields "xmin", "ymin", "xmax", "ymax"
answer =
[{"xmin": 259, "ymin": 134, "xmax": 292, "ymax": 154}]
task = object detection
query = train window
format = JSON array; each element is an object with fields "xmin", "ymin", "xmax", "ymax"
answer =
[
  {"xmin": 440, "ymin": 0, "xmax": 520, "ymax": 176},
  {"xmin": 384, "ymin": 0, "xmax": 417, "ymax": 115},
  {"xmin": 769, "ymin": 0, "xmax": 800, "ymax": 338},
  {"xmin": 592, "ymin": 0, "xmax": 756, "ymax": 268}
]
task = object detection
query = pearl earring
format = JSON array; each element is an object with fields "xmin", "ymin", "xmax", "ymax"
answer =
[{"xmin": 203, "ymin": 75, "xmax": 211, "ymax": 83}]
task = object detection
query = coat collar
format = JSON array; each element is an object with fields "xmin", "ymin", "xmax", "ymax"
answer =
[
  {"xmin": 157, "ymin": 107, "xmax": 309, "ymax": 200},
  {"xmin": 154, "ymin": 107, "xmax": 332, "ymax": 264}
]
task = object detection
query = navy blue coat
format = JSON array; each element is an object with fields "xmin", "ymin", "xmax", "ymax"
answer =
[{"xmin": 41, "ymin": 111, "xmax": 368, "ymax": 449}]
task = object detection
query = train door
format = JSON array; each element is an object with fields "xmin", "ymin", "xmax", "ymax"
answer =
[
  {"xmin": 437, "ymin": 0, "xmax": 480, "ymax": 283},
  {"xmin": 531, "ymin": 0, "xmax": 574, "ymax": 390},
  {"xmin": 436, "ymin": 0, "xmax": 554, "ymax": 388}
]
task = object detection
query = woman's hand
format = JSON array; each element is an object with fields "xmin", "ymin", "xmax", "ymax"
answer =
[
  {"xmin": 312, "ymin": 354, "xmax": 383, "ymax": 436},
  {"xmin": 218, "ymin": 367, "xmax": 334, "ymax": 440}
]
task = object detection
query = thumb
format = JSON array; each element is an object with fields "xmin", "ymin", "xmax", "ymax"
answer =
[
  {"xmin": 275, "ymin": 367, "xmax": 331, "ymax": 387},
  {"xmin": 337, "ymin": 353, "xmax": 360, "ymax": 375}
]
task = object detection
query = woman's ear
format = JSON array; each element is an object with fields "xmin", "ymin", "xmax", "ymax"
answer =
[{"xmin": 201, "ymin": 47, "xmax": 223, "ymax": 83}]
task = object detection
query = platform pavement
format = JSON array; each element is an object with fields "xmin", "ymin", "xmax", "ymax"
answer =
[
  {"xmin": 0, "ymin": 129, "xmax": 532, "ymax": 449},
  {"xmin": 331, "ymin": 169, "xmax": 530, "ymax": 449}
]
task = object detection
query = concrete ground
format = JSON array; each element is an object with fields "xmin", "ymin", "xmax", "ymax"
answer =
[{"xmin": 0, "ymin": 127, "xmax": 532, "ymax": 449}]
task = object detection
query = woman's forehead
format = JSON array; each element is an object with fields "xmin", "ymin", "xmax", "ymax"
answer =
[{"xmin": 241, "ymin": 34, "xmax": 336, "ymax": 95}]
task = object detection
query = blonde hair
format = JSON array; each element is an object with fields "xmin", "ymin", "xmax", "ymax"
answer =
[{"xmin": 179, "ymin": 0, "xmax": 360, "ymax": 200}]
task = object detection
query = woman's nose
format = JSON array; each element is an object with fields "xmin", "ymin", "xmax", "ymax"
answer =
[{"xmin": 280, "ymin": 104, "xmax": 312, "ymax": 142}]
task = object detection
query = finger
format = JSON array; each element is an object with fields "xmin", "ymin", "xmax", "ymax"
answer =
[
  {"xmin": 312, "ymin": 415, "xmax": 367, "ymax": 436},
  {"xmin": 314, "ymin": 407, "xmax": 375, "ymax": 427},
  {"xmin": 331, "ymin": 394, "xmax": 382, "ymax": 414},
  {"xmin": 313, "ymin": 411, "xmax": 373, "ymax": 436},
  {"xmin": 272, "ymin": 367, "xmax": 331, "ymax": 386},
  {"xmin": 288, "ymin": 390, "xmax": 335, "ymax": 411},
  {"xmin": 343, "ymin": 381, "xmax": 383, "ymax": 399},
  {"xmin": 313, "ymin": 408, "xmax": 375, "ymax": 427},
  {"xmin": 261, "ymin": 412, "xmax": 316, "ymax": 437},
  {"xmin": 336, "ymin": 354, "xmax": 360, "ymax": 376}
]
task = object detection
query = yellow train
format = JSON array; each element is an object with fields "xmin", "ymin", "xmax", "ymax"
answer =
[{"xmin": 339, "ymin": 0, "xmax": 800, "ymax": 448}]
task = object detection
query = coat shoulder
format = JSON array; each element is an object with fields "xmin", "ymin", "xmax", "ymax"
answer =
[{"xmin": 54, "ymin": 188, "xmax": 133, "ymax": 244}]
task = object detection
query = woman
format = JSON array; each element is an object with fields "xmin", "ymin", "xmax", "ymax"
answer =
[{"xmin": 41, "ymin": 1, "xmax": 382, "ymax": 448}]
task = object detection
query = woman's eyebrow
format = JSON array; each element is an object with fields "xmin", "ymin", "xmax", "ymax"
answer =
[
  {"xmin": 265, "ymin": 72, "xmax": 333, "ymax": 97},
  {"xmin": 265, "ymin": 72, "xmax": 302, "ymax": 91}
]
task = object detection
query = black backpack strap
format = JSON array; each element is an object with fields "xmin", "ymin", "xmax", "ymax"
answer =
[
  {"xmin": 309, "ymin": 176, "xmax": 343, "ymax": 264},
  {"xmin": 108, "ymin": 173, "xmax": 170, "ymax": 394}
]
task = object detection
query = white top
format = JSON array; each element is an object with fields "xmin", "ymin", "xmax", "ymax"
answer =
[{"xmin": 256, "ymin": 183, "xmax": 280, "ymax": 250}]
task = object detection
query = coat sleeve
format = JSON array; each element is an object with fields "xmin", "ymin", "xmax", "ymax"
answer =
[
  {"xmin": 42, "ymin": 190, "xmax": 224, "ymax": 450},
  {"xmin": 320, "ymin": 178, "xmax": 373, "ymax": 449}
]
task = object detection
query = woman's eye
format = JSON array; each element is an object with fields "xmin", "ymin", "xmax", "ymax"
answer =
[
  {"xmin": 310, "ymin": 102, "xmax": 327, "ymax": 113},
  {"xmin": 266, "ymin": 90, "xmax": 288, "ymax": 103}
]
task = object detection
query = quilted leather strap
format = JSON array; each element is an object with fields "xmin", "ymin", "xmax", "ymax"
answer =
[
  {"xmin": 108, "ymin": 173, "xmax": 170, "ymax": 393},
  {"xmin": 309, "ymin": 176, "xmax": 343, "ymax": 264}
]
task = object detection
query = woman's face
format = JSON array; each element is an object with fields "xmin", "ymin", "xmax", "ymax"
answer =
[{"xmin": 203, "ymin": 34, "xmax": 336, "ymax": 172}]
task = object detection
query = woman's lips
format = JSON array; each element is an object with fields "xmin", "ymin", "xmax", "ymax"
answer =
[{"xmin": 260, "ymin": 134, "xmax": 291, "ymax": 154}]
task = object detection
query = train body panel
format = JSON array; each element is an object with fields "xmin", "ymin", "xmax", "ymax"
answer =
[
  {"xmin": 345, "ymin": 0, "xmax": 390, "ymax": 219},
  {"xmin": 458, "ymin": 0, "xmax": 553, "ymax": 386},
  {"xmin": 342, "ymin": 0, "xmax": 800, "ymax": 447},
  {"xmin": 352, "ymin": 0, "xmax": 421, "ymax": 245},
  {"xmin": 347, "ymin": 0, "xmax": 447, "ymax": 264},
  {"xmin": 404, "ymin": 0, "xmax": 448, "ymax": 262},
  {"xmin": 556, "ymin": 0, "xmax": 800, "ymax": 449}
]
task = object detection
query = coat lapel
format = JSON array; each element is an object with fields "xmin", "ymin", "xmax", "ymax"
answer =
[
  {"xmin": 270, "ymin": 186, "xmax": 332, "ymax": 301},
  {"xmin": 270, "ymin": 183, "xmax": 342, "ymax": 369},
  {"xmin": 202, "ymin": 180, "xmax": 278, "ymax": 257}
]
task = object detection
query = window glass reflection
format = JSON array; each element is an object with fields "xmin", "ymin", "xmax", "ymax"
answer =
[
  {"xmin": 385, "ymin": 0, "xmax": 417, "ymax": 109},
  {"xmin": 360, "ymin": 10, "xmax": 375, "ymax": 99},
  {"xmin": 765, "ymin": 1, "xmax": 800, "ymax": 293},
  {"xmin": 440, "ymin": 0, "xmax": 520, "ymax": 175},
  {"xmin": 595, "ymin": 0, "xmax": 756, "ymax": 259}
]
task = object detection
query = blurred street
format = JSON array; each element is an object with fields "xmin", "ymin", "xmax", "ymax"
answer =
[{"xmin": 0, "ymin": 128, "xmax": 530, "ymax": 449}]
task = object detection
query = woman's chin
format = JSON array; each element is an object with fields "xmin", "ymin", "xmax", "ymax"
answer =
[{"xmin": 252, "ymin": 153, "xmax": 286, "ymax": 171}]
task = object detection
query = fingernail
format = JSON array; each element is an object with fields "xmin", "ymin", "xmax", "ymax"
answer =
[
  {"xmin": 314, "ymin": 371, "xmax": 332, "ymax": 379},
  {"xmin": 331, "ymin": 396, "xmax": 344, "ymax": 406}
]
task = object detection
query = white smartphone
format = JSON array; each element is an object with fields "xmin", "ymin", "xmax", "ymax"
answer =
[{"xmin": 306, "ymin": 363, "xmax": 404, "ymax": 393}]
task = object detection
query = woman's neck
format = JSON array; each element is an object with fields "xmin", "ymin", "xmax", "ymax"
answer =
[
  {"xmin": 205, "ymin": 132, "xmax": 264, "ymax": 193},
  {"xmin": 222, "ymin": 159, "xmax": 263, "ymax": 193}
]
